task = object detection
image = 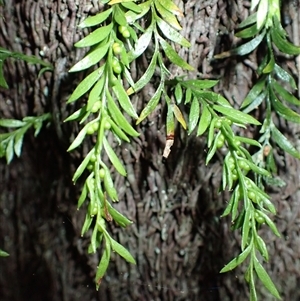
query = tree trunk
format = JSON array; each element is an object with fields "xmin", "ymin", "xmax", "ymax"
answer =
[{"xmin": 1, "ymin": 1, "xmax": 300, "ymax": 300}]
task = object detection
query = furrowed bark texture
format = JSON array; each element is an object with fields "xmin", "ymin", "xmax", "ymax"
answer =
[{"xmin": 0, "ymin": 1, "xmax": 300, "ymax": 301}]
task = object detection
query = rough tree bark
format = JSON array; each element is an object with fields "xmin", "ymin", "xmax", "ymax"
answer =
[{"xmin": 0, "ymin": 1, "xmax": 300, "ymax": 301}]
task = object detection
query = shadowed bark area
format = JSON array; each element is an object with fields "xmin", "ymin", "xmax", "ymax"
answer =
[{"xmin": 0, "ymin": 1, "xmax": 300, "ymax": 301}]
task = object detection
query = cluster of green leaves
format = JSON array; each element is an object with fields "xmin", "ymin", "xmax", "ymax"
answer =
[
  {"xmin": 0, "ymin": 114, "xmax": 51, "ymax": 163},
  {"xmin": 65, "ymin": 1, "xmax": 293, "ymax": 298},
  {"xmin": 0, "ymin": 47, "xmax": 53, "ymax": 89},
  {"xmin": 214, "ymin": 0, "xmax": 300, "ymax": 300}
]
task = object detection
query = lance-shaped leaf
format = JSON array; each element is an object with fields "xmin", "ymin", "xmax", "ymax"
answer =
[
  {"xmin": 272, "ymin": 80, "xmax": 300, "ymax": 106},
  {"xmin": 154, "ymin": 0, "xmax": 182, "ymax": 30},
  {"xmin": 156, "ymin": 18, "xmax": 190, "ymax": 47},
  {"xmin": 95, "ymin": 242, "xmax": 111, "ymax": 290},
  {"xmin": 274, "ymin": 64, "xmax": 297, "ymax": 89},
  {"xmin": 197, "ymin": 103, "xmax": 212, "ymax": 136},
  {"xmin": 220, "ymin": 244, "xmax": 252, "ymax": 273},
  {"xmin": 72, "ymin": 149, "xmax": 94, "ymax": 182},
  {"xmin": 110, "ymin": 238, "xmax": 136, "ymax": 264},
  {"xmin": 256, "ymin": 0, "xmax": 268, "ymax": 29},
  {"xmin": 68, "ymin": 66, "xmax": 105, "ymax": 103},
  {"xmin": 69, "ymin": 43, "xmax": 110, "ymax": 72},
  {"xmin": 103, "ymin": 166, "xmax": 118, "ymax": 201},
  {"xmin": 112, "ymin": 81, "xmax": 138, "ymax": 118},
  {"xmin": 106, "ymin": 90, "xmax": 139, "ymax": 136},
  {"xmin": 103, "ymin": 136, "xmax": 127, "ymax": 176},
  {"xmin": 127, "ymin": 48, "xmax": 158, "ymax": 95},
  {"xmin": 271, "ymin": 126, "xmax": 300, "ymax": 159},
  {"xmin": 172, "ymin": 104, "xmax": 187, "ymax": 130},
  {"xmin": 0, "ymin": 119, "xmax": 26, "ymax": 128},
  {"xmin": 159, "ymin": 38, "xmax": 194, "ymax": 71},
  {"xmin": 106, "ymin": 202, "xmax": 132, "ymax": 227},
  {"xmin": 136, "ymin": 82, "xmax": 164, "ymax": 124},
  {"xmin": 159, "ymin": 0, "xmax": 183, "ymax": 17},
  {"xmin": 122, "ymin": 1, "xmax": 142, "ymax": 13},
  {"xmin": 270, "ymin": 92, "xmax": 300, "ymax": 123},
  {"xmin": 78, "ymin": 8, "xmax": 112, "ymax": 28},
  {"xmin": 214, "ymin": 31, "xmax": 265, "ymax": 58},
  {"xmin": 188, "ymin": 98, "xmax": 200, "ymax": 134},
  {"xmin": 75, "ymin": 23, "xmax": 113, "ymax": 47},
  {"xmin": 213, "ymin": 105, "xmax": 261, "ymax": 125},
  {"xmin": 253, "ymin": 257, "xmax": 281, "ymax": 299},
  {"xmin": 180, "ymin": 79, "xmax": 218, "ymax": 91},
  {"xmin": 271, "ymin": 27, "xmax": 300, "ymax": 55},
  {"xmin": 128, "ymin": 23, "xmax": 154, "ymax": 61}
]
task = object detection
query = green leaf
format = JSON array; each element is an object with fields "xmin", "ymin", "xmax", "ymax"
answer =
[
  {"xmin": 0, "ymin": 119, "xmax": 26, "ymax": 128},
  {"xmin": 242, "ymin": 90, "xmax": 266, "ymax": 114},
  {"xmin": 75, "ymin": 23, "xmax": 113, "ymax": 48},
  {"xmin": 207, "ymin": 117, "xmax": 217, "ymax": 148},
  {"xmin": 159, "ymin": 38, "xmax": 194, "ymax": 71},
  {"xmin": 78, "ymin": 182, "xmax": 88, "ymax": 208},
  {"xmin": 78, "ymin": 8, "xmax": 113, "ymax": 28},
  {"xmin": 122, "ymin": 1, "xmax": 142, "ymax": 13},
  {"xmin": 220, "ymin": 244, "xmax": 252, "ymax": 273},
  {"xmin": 253, "ymin": 257, "xmax": 281, "ymax": 299},
  {"xmin": 125, "ymin": 1, "xmax": 151, "ymax": 23},
  {"xmin": 0, "ymin": 249, "xmax": 9, "ymax": 257},
  {"xmin": 81, "ymin": 213, "xmax": 93, "ymax": 236},
  {"xmin": 271, "ymin": 126, "xmax": 300, "ymax": 159},
  {"xmin": 241, "ymin": 77, "xmax": 266, "ymax": 108},
  {"xmin": 5, "ymin": 138, "xmax": 14, "ymax": 164},
  {"xmin": 0, "ymin": 59, "xmax": 9, "ymax": 88},
  {"xmin": 87, "ymin": 76, "xmax": 105, "ymax": 111},
  {"xmin": 256, "ymin": 210, "xmax": 281, "ymax": 237},
  {"xmin": 255, "ymin": 235, "xmax": 269, "ymax": 261},
  {"xmin": 180, "ymin": 79, "xmax": 218, "ymax": 91},
  {"xmin": 213, "ymin": 105, "xmax": 261, "ymax": 125},
  {"xmin": 128, "ymin": 24, "xmax": 154, "ymax": 61},
  {"xmin": 106, "ymin": 202, "xmax": 132, "ymax": 227},
  {"xmin": 256, "ymin": 0, "xmax": 268, "ymax": 29},
  {"xmin": 235, "ymin": 136, "xmax": 262, "ymax": 148},
  {"xmin": 14, "ymin": 128, "xmax": 27, "ymax": 157},
  {"xmin": 69, "ymin": 43, "xmax": 110, "ymax": 72},
  {"xmin": 270, "ymin": 91, "xmax": 300, "ymax": 123},
  {"xmin": 113, "ymin": 5, "xmax": 127, "ymax": 26},
  {"xmin": 158, "ymin": 0, "xmax": 183, "ymax": 17},
  {"xmin": 103, "ymin": 136, "xmax": 127, "ymax": 176},
  {"xmin": 206, "ymin": 131, "xmax": 220, "ymax": 164},
  {"xmin": 67, "ymin": 124, "xmax": 89, "ymax": 152},
  {"xmin": 136, "ymin": 82, "xmax": 164, "ymax": 124},
  {"xmin": 72, "ymin": 149, "xmax": 94, "ymax": 182},
  {"xmin": 174, "ymin": 83, "xmax": 183, "ymax": 104},
  {"xmin": 172, "ymin": 104, "xmax": 187, "ymax": 129},
  {"xmin": 154, "ymin": 0, "xmax": 182, "ymax": 30},
  {"xmin": 271, "ymin": 27, "xmax": 300, "ymax": 55},
  {"xmin": 242, "ymin": 209, "xmax": 251, "ymax": 250},
  {"xmin": 156, "ymin": 18, "xmax": 190, "ymax": 47},
  {"xmin": 188, "ymin": 98, "xmax": 200, "ymax": 134},
  {"xmin": 64, "ymin": 106, "xmax": 87, "ymax": 122},
  {"xmin": 95, "ymin": 242, "xmax": 111, "ymax": 290},
  {"xmin": 235, "ymin": 23, "xmax": 261, "ymax": 39},
  {"xmin": 262, "ymin": 50, "xmax": 275, "ymax": 73},
  {"xmin": 68, "ymin": 66, "xmax": 104, "ymax": 103},
  {"xmin": 273, "ymin": 64, "xmax": 297, "ymax": 89},
  {"xmin": 103, "ymin": 166, "xmax": 119, "ymax": 201},
  {"xmin": 127, "ymin": 48, "xmax": 158, "ymax": 95},
  {"xmin": 112, "ymin": 82, "xmax": 138, "ymax": 118},
  {"xmin": 106, "ymin": 90, "xmax": 139, "ymax": 136},
  {"xmin": 238, "ymin": 12, "xmax": 257, "ymax": 28},
  {"xmin": 272, "ymin": 80, "xmax": 300, "ymax": 106},
  {"xmin": 110, "ymin": 238, "xmax": 136, "ymax": 264}
]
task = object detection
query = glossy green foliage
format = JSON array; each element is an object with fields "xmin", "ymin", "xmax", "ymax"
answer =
[{"xmin": 0, "ymin": 114, "xmax": 51, "ymax": 163}]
